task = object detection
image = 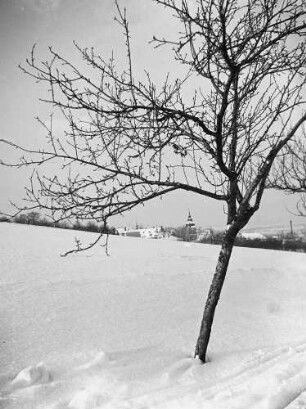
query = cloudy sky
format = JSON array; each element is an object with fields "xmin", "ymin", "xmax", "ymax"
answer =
[{"xmin": 0, "ymin": 0, "xmax": 304, "ymax": 230}]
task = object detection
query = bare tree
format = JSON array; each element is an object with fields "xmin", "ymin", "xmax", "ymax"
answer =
[
  {"xmin": 271, "ymin": 135, "xmax": 306, "ymax": 215},
  {"xmin": 26, "ymin": 211, "xmax": 41, "ymax": 225},
  {"xmin": 1, "ymin": 0, "xmax": 306, "ymax": 363}
]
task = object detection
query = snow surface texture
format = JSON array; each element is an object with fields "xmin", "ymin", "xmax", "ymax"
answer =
[{"xmin": 1, "ymin": 223, "xmax": 306, "ymax": 408}]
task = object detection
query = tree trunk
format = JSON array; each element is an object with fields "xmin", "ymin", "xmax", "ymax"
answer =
[{"xmin": 194, "ymin": 227, "xmax": 238, "ymax": 363}]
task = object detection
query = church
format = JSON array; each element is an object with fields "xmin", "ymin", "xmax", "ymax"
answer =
[{"xmin": 186, "ymin": 211, "xmax": 198, "ymax": 241}]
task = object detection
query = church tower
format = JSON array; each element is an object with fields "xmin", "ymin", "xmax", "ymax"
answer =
[{"xmin": 185, "ymin": 210, "xmax": 197, "ymax": 241}]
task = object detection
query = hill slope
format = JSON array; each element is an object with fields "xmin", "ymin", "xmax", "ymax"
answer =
[{"xmin": 1, "ymin": 223, "xmax": 306, "ymax": 408}]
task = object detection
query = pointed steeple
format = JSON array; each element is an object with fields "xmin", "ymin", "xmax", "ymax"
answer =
[
  {"xmin": 186, "ymin": 210, "xmax": 196, "ymax": 228},
  {"xmin": 185, "ymin": 210, "xmax": 197, "ymax": 241}
]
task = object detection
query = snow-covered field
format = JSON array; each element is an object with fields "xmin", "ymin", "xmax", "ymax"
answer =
[{"xmin": 1, "ymin": 222, "xmax": 306, "ymax": 409}]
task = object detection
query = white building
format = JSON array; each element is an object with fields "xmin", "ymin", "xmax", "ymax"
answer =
[
  {"xmin": 139, "ymin": 227, "xmax": 164, "ymax": 239},
  {"xmin": 117, "ymin": 226, "xmax": 165, "ymax": 239},
  {"xmin": 240, "ymin": 232, "xmax": 266, "ymax": 240}
]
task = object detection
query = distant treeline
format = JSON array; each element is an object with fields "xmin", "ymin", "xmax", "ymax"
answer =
[
  {"xmin": 173, "ymin": 226, "xmax": 306, "ymax": 253},
  {"xmin": 2, "ymin": 214, "xmax": 306, "ymax": 253},
  {"xmin": 0, "ymin": 212, "xmax": 117, "ymax": 235},
  {"xmin": 201, "ymin": 232, "xmax": 306, "ymax": 253}
]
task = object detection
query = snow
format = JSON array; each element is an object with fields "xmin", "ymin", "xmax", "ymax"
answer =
[
  {"xmin": 1, "ymin": 222, "xmax": 306, "ymax": 408},
  {"xmin": 11, "ymin": 362, "xmax": 51, "ymax": 389}
]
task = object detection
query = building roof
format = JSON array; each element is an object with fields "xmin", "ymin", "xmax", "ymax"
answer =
[{"xmin": 186, "ymin": 211, "xmax": 196, "ymax": 228}]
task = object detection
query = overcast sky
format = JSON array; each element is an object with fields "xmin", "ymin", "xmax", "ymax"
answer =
[{"xmin": 0, "ymin": 0, "xmax": 305, "ymax": 230}]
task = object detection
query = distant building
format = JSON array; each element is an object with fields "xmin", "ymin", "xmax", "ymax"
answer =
[
  {"xmin": 117, "ymin": 226, "xmax": 166, "ymax": 239},
  {"xmin": 240, "ymin": 232, "xmax": 266, "ymax": 240},
  {"xmin": 117, "ymin": 227, "xmax": 141, "ymax": 237},
  {"xmin": 185, "ymin": 211, "xmax": 198, "ymax": 241},
  {"xmin": 139, "ymin": 227, "xmax": 164, "ymax": 239},
  {"xmin": 197, "ymin": 228, "xmax": 213, "ymax": 242}
]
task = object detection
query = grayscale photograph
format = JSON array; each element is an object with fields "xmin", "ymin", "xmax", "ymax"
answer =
[{"xmin": 0, "ymin": 1, "xmax": 306, "ymax": 408}]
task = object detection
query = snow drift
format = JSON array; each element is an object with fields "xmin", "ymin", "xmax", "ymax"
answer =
[{"xmin": 1, "ymin": 222, "xmax": 306, "ymax": 408}]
